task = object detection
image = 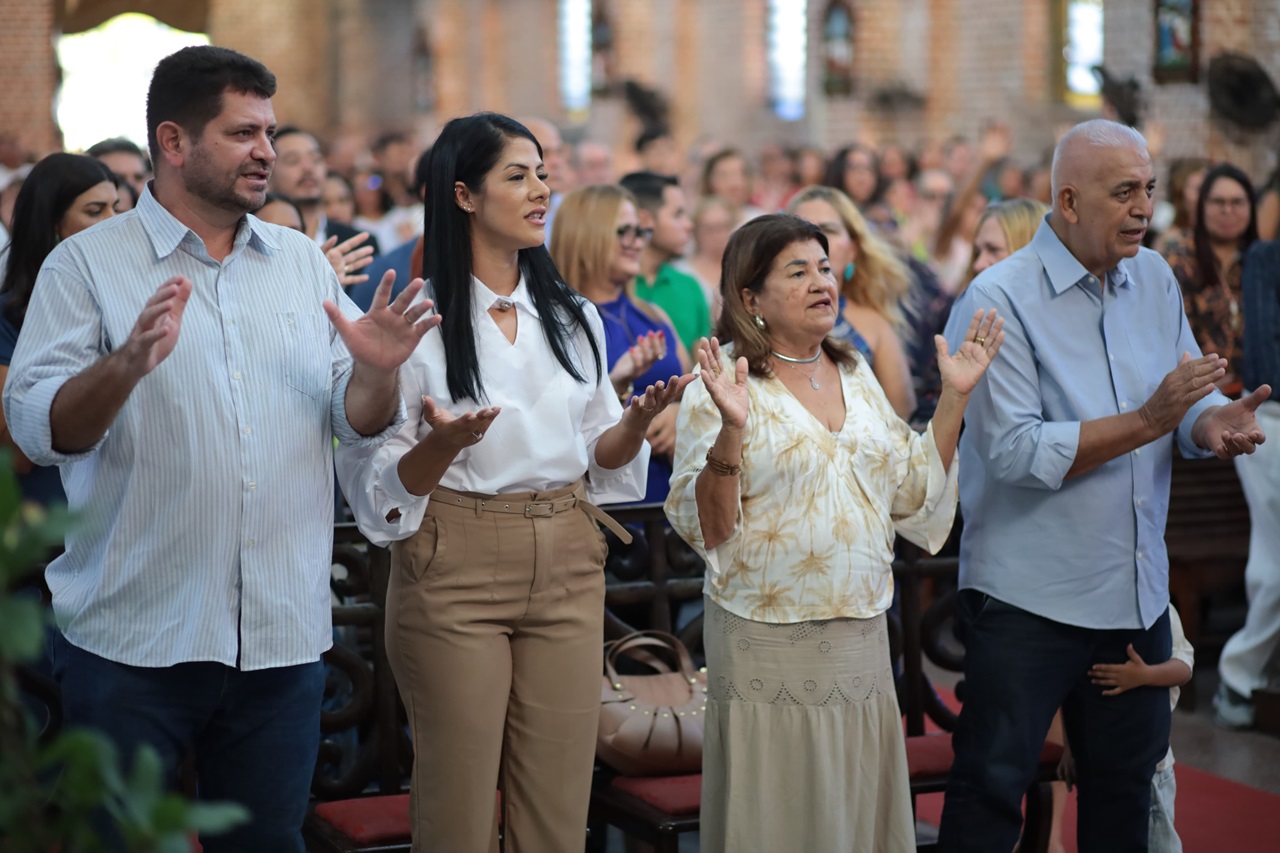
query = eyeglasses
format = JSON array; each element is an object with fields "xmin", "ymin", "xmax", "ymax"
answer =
[
  {"xmin": 616, "ymin": 224, "xmax": 654, "ymax": 242},
  {"xmin": 1206, "ymin": 197, "xmax": 1249, "ymax": 212}
]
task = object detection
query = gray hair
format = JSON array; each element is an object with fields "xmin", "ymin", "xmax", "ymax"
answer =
[{"xmin": 1050, "ymin": 120, "xmax": 1148, "ymax": 197}]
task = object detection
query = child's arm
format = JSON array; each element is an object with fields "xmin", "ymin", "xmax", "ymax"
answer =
[{"xmin": 1088, "ymin": 644, "xmax": 1193, "ymax": 696}]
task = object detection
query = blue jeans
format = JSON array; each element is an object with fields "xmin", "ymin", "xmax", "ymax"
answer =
[
  {"xmin": 938, "ymin": 592, "xmax": 1171, "ymax": 853},
  {"xmin": 50, "ymin": 632, "xmax": 324, "ymax": 853}
]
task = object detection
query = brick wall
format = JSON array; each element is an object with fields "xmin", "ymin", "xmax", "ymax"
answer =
[
  {"xmin": 0, "ymin": 0, "xmax": 60, "ymax": 154},
  {"xmin": 3, "ymin": 0, "xmax": 1276, "ymax": 183}
]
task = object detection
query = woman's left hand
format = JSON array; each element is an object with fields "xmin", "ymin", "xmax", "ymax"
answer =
[
  {"xmin": 936, "ymin": 308, "xmax": 1004, "ymax": 396},
  {"xmin": 621, "ymin": 374, "xmax": 696, "ymax": 433}
]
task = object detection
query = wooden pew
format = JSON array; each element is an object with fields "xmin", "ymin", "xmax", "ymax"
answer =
[{"xmin": 1165, "ymin": 453, "xmax": 1251, "ymax": 710}]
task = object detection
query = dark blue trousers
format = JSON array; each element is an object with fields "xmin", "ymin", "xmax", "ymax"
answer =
[
  {"xmin": 51, "ymin": 632, "xmax": 324, "ymax": 853},
  {"xmin": 937, "ymin": 592, "xmax": 1172, "ymax": 853}
]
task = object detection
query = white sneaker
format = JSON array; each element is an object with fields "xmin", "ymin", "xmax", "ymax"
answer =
[{"xmin": 1213, "ymin": 683, "xmax": 1256, "ymax": 730}]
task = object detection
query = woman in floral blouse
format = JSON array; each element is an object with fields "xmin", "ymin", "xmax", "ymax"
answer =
[
  {"xmin": 1162, "ymin": 163, "xmax": 1259, "ymax": 394},
  {"xmin": 664, "ymin": 213, "xmax": 1003, "ymax": 852}
]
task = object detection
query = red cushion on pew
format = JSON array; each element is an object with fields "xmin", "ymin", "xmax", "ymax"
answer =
[
  {"xmin": 611, "ymin": 774, "xmax": 702, "ymax": 815},
  {"xmin": 314, "ymin": 795, "xmax": 410, "ymax": 845},
  {"xmin": 906, "ymin": 733, "xmax": 955, "ymax": 778},
  {"xmin": 906, "ymin": 733, "xmax": 1065, "ymax": 780}
]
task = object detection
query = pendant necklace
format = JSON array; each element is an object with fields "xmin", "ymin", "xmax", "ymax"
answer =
[{"xmin": 773, "ymin": 350, "xmax": 823, "ymax": 390}]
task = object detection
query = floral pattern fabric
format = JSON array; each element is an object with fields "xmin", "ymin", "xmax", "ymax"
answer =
[
  {"xmin": 664, "ymin": 345, "xmax": 958, "ymax": 624},
  {"xmin": 1161, "ymin": 231, "xmax": 1245, "ymax": 386}
]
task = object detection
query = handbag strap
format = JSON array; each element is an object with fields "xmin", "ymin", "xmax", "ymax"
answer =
[{"xmin": 604, "ymin": 631, "xmax": 698, "ymax": 685}]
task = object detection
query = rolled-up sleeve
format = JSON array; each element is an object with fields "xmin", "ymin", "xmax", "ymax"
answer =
[
  {"xmin": 664, "ymin": 371, "xmax": 743, "ymax": 587},
  {"xmin": 580, "ymin": 306, "xmax": 647, "ymax": 504},
  {"xmin": 952, "ymin": 283, "xmax": 1080, "ymax": 490},
  {"xmin": 328, "ymin": 282, "xmax": 406, "ymax": 448},
  {"xmin": 3, "ymin": 251, "xmax": 108, "ymax": 466}
]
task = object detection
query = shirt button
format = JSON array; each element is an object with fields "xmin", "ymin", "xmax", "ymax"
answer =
[
  {"xmin": 243, "ymin": 426, "xmax": 252, "ymax": 436},
  {"xmin": 1120, "ymin": 402, "xmax": 1128, "ymax": 410},
  {"xmin": 248, "ymin": 481, "xmax": 256, "ymax": 490},
  {"xmin": 247, "ymin": 538, "xmax": 255, "ymax": 547},
  {"xmin": 1133, "ymin": 449, "xmax": 1141, "ymax": 456},
  {"xmin": 1136, "ymin": 550, "xmax": 1143, "ymax": 560},
  {"xmin": 1136, "ymin": 498, "xmax": 1143, "ymax": 507},
  {"xmin": 1109, "ymin": 354, "xmax": 1115, "ymax": 362},
  {"xmin": 233, "ymin": 371, "xmax": 243, "ymax": 380}
]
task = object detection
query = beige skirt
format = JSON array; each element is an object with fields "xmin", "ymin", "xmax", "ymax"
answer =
[{"xmin": 701, "ymin": 597, "xmax": 915, "ymax": 853}]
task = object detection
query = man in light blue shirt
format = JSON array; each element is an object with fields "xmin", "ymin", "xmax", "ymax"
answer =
[
  {"xmin": 936, "ymin": 120, "xmax": 1270, "ymax": 852},
  {"xmin": 3, "ymin": 46, "xmax": 436, "ymax": 852}
]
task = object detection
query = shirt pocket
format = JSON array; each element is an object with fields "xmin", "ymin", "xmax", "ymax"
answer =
[{"xmin": 277, "ymin": 311, "xmax": 331, "ymax": 400}]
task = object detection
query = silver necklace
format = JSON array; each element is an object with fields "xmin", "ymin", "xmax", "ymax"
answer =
[
  {"xmin": 776, "ymin": 354, "xmax": 823, "ymax": 390},
  {"xmin": 771, "ymin": 349, "xmax": 822, "ymax": 364}
]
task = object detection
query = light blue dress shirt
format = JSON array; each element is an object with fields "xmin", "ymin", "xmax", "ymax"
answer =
[
  {"xmin": 3, "ymin": 188, "xmax": 404, "ymax": 670},
  {"xmin": 943, "ymin": 219, "xmax": 1227, "ymax": 630}
]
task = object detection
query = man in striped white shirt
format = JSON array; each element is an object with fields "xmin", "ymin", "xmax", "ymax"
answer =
[{"xmin": 3, "ymin": 46, "xmax": 436, "ymax": 852}]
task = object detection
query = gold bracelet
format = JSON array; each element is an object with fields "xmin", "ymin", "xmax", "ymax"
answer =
[{"xmin": 705, "ymin": 448, "xmax": 741, "ymax": 476}]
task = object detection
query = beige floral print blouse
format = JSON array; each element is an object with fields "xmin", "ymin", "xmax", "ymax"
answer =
[{"xmin": 665, "ymin": 346, "xmax": 959, "ymax": 624}]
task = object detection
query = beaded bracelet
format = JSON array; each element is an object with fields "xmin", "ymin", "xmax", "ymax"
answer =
[{"xmin": 704, "ymin": 448, "xmax": 741, "ymax": 477}]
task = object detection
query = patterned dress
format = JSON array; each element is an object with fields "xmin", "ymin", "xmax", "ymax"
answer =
[
  {"xmin": 665, "ymin": 344, "xmax": 958, "ymax": 852},
  {"xmin": 1162, "ymin": 231, "xmax": 1245, "ymax": 391}
]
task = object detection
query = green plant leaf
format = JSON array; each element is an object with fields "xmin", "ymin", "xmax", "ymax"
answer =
[
  {"xmin": 185, "ymin": 800, "xmax": 251, "ymax": 834},
  {"xmin": 0, "ymin": 597, "xmax": 47, "ymax": 661}
]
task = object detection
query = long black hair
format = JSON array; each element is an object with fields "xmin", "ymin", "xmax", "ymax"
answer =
[
  {"xmin": 1192, "ymin": 163, "xmax": 1258, "ymax": 290},
  {"xmin": 422, "ymin": 112, "xmax": 601, "ymax": 403},
  {"xmin": 1, "ymin": 153, "xmax": 117, "ymax": 329}
]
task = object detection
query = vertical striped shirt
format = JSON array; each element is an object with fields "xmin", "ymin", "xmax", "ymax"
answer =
[{"xmin": 3, "ymin": 188, "xmax": 404, "ymax": 670}]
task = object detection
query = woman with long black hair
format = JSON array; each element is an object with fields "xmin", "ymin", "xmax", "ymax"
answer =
[
  {"xmin": 0, "ymin": 153, "xmax": 119, "ymax": 505},
  {"xmin": 337, "ymin": 112, "xmax": 687, "ymax": 852}
]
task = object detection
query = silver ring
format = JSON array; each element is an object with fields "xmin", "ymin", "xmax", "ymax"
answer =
[{"xmin": 472, "ymin": 430, "xmax": 484, "ymax": 440}]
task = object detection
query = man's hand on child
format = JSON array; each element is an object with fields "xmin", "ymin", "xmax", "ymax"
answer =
[{"xmin": 1088, "ymin": 644, "xmax": 1151, "ymax": 696}]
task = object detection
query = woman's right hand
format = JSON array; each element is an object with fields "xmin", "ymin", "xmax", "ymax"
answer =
[
  {"xmin": 695, "ymin": 337, "xmax": 749, "ymax": 430},
  {"xmin": 610, "ymin": 330, "xmax": 666, "ymax": 390},
  {"xmin": 420, "ymin": 395, "xmax": 500, "ymax": 451}
]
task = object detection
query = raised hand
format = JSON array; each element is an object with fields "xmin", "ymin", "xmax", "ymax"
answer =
[
  {"xmin": 323, "ymin": 232, "xmax": 375, "ymax": 288},
  {"xmin": 610, "ymin": 330, "xmax": 666, "ymax": 390},
  {"xmin": 1192, "ymin": 384, "xmax": 1270, "ymax": 459},
  {"xmin": 936, "ymin": 310, "xmax": 1004, "ymax": 397},
  {"xmin": 695, "ymin": 337, "xmax": 749, "ymax": 430},
  {"xmin": 1139, "ymin": 352, "xmax": 1228, "ymax": 437},
  {"xmin": 620, "ymin": 373, "xmax": 696, "ymax": 433},
  {"xmin": 324, "ymin": 272, "xmax": 441, "ymax": 372},
  {"xmin": 121, "ymin": 276, "xmax": 192, "ymax": 377},
  {"xmin": 421, "ymin": 395, "xmax": 501, "ymax": 451}
]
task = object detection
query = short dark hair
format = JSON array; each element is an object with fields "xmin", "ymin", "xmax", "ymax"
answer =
[
  {"xmin": 272, "ymin": 126, "xmax": 312, "ymax": 145},
  {"xmin": 146, "ymin": 45, "xmax": 276, "ymax": 163},
  {"xmin": 86, "ymin": 137, "xmax": 146, "ymax": 160},
  {"xmin": 634, "ymin": 125, "xmax": 672, "ymax": 154},
  {"xmin": 373, "ymin": 131, "xmax": 410, "ymax": 154},
  {"xmin": 618, "ymin": 171, "xmax": 679, "ymax": 216}
]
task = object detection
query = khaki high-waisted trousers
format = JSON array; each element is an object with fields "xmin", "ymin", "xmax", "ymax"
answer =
[{"xmin": 385, "ymin": 480, "xmax": 615, "ymax": 853}]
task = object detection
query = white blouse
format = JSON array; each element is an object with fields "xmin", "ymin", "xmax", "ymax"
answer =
[
  {"xmin": 337, "ymin": 275, "xmax": 648, "ymax": 546},
  {"xmin": 665, "ymin": 344, "xmax": 958, "ymax": 623}
]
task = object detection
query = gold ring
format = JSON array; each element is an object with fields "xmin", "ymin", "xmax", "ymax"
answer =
[
  {"xmin": 974, "ymin": 336, "xmax": 986, "ymax": 344},
  {"xmin": 342, "ymin": 265, "xmax": 349, "ymax": 275}
]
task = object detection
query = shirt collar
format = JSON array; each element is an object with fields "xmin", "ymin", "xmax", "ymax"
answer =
[
  {"xmin": 1031, "ymin": 216, "xmax": 1133, "ymax": 296},
  {"xmin": 137, "ymin": 184, "xmax": 277, "ymax": 260},
  {"xmin": 472, "ymin": 274, "xmax": 539, "ymax": 319}
]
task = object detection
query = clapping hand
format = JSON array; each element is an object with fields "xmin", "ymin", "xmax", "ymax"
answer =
[
  {"xmin": 323, "ymin": 273, "xmax": 440, "ymax": 373},
  {"xmin": 1191, "ymin": 384, "xmax": 1270, "ymax": 459},
  {"xmin": 695, "ymin": 337, "xmax": 749, "ymax": 430},
  {"xmin": 936, "ymin": 309, "xmax": 1004, "ymax": 397},
  {"xmin": 121, "ymin": 276, "xmax": 192, "ymax": 377},
  {"xmin": 620, "ymin": 374, "xmax": 695, "ymax": 432},
  {"xmin": 610, "ymin": 330, "xmax": 667, "ymax": 390},
  {"xmin": 322, "ymin": 232, "xmax": 375, "ymax": 288},
  {"xmin": 421, "ymin": 395, "xmax": 500, "ymax": 451}
]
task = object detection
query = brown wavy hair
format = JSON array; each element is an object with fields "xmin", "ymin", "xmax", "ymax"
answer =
[{"xmin": 716, "ymin": 213, "xmax": 856, "ymax": 378}]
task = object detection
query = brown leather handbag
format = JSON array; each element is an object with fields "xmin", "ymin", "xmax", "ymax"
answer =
[{"xmin": 597, "ymin": 631, "xmax": 708, "ymax": 776}]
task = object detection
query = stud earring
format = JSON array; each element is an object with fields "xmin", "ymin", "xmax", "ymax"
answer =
[{"xmin": 753, "ymin": 315, "xmax": 766, "ymax": 330}]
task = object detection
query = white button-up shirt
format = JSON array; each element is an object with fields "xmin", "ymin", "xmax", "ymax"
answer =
[
  {"xmin": 3, "ymin": 188, "xmax": 403, "ymax": 670},
  {"xmin": 336, "ymin": 276, "xmax": 647, "ymax": 547}
]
